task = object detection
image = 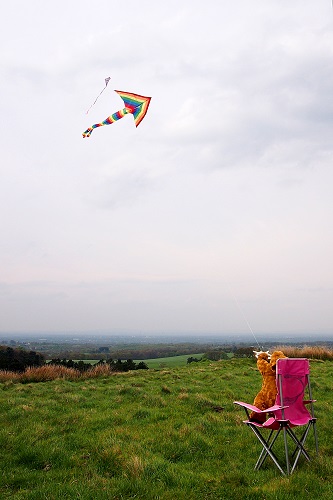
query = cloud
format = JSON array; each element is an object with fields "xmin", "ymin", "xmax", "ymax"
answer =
[{"xmin": 1, "ymin": 1, "xmax": 333, "ymax": 334}]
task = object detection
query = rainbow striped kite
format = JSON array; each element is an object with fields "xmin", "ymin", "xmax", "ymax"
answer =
[{"xmin": 82, "ymin": 90, "xmax": 151, "ymax": 138}]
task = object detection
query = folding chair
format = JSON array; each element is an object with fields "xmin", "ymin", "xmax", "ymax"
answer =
[{"xmin": 234, "ymin": 358, "xmax": 318, "ymax": 475}]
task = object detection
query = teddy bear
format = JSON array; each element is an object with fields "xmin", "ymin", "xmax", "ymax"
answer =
[{"xmin": 249, "ymin": 350, "xmax": 287, "ymax": 423}]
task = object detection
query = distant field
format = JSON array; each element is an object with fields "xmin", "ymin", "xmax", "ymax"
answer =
[
  {"xmin": 135, "ymin": 353, "xmax": 204, "ymax": 368},
  {"xmin": 73, "ymin": 354, "xmax": 204, "ymax": 369}
]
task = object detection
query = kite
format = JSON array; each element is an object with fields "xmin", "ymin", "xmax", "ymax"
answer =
[
  {"xmin": 82, "ymin": 90, "xmax": 151, "ymax": 138},
  {"xmin": 85, "ymin": 77, "xmax": 111, "ymax": 114}
]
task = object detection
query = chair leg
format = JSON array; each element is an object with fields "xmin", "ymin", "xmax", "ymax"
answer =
[
  {"xmin": 288, "ymin": 423, "xmax": 311, "ymax": 473},
  {"xmin": 313, "ymin": 420, "xmax": 319, "ymax": 455},
  {"xmin": 248, "ymin": 425, "xmax": 286, "ymax": 476},
  {"xmin": 289, "ymin": 426, "xmax": 311, "ymax": 462},
  {"xmin": 283, "ymin": 426, "xmax": 290, "ymax": 475},
  {"xmin": 255, "ymin": 429, "xmax": 279, "ymax": 470},
  {"xmin": 289, "ymin": 424, "xmax": 310, "ymax": 460},
  {"xmin": 249, "ymin": 422, "xmax": 316, "ymax": 476}
]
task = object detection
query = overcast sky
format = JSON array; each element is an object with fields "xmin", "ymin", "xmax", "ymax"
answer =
[{"xmin": 1, "ymin": 1, "xmax": 333, "ymax": 337}]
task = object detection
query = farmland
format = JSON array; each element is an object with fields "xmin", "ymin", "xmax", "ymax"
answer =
[{"xmin": 136, "ymin": 353, "xmax": 204, "ymax": 368}]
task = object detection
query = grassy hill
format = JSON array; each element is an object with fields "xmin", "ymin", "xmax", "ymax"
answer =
[{"xmin": 0, "ymin": 358, "xmax": 332, "ymax": 499}]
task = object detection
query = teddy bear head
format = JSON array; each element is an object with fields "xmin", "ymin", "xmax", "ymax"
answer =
[{"xmin": 269, "ymin": 350, "xmax": 287, "ymax": 369}]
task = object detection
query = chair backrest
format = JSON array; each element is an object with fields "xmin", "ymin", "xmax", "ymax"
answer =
[{"xmin": 274, "ymin": 358, "xmax": 312, "ymax": 425}]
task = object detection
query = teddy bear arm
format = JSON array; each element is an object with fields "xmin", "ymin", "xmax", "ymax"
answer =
[{"xmin": 256, "ymin": 357, "xmax": 271, "ymax": 375}]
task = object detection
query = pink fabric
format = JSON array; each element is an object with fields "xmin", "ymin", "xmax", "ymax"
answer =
[
  {"xmin": 235, "ymin": 358, "xmax": 313, "ymax": 430},
  {"xmin": 234, "ymin": 402, "xmax": 285, "ymax": 414},
  {"xmin": 274, "ymin": 358, "xmax": 312, "ymax": 426},
  {"xmin": 276, "ymin": 358, "xmax": 309, "ymax": 376}
]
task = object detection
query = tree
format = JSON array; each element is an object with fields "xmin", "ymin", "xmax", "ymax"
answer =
[
  {"xmin": 233, "ymin": 347, "xmax": 253, "ymax": 358},
  {"xmin": 187, "ymin": 356, "xmax": 201, "ymax": 364},
  {"xmin": 98, "ymin": 346, "xmax": 110, "ymax": 353},
  {"xmin": 0, "ymin": 346, "xmax": 45, "ymax": 372},
  {"xmin": 136, "ymin": 361, "xmax": 149, "ymax": 370}
]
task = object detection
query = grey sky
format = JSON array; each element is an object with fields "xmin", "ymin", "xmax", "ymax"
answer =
[{"xmin": 1, "ymin": 1, "xmax": 333, "ymax": 336}]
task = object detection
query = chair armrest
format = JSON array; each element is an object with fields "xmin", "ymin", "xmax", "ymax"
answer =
[
  {"xmin": 234, "ymin": 401, "xmax": 261, "ymax": 412},
  {"xmin": 265, "ymin": 404, "xmax": 289, "ymax": 412},
  {"xmin": 234, "ymin": 401, "xmax": 288, "ymax": 413},
  {"xmin": 304, "ymin": 399, "xmax": 316, "ymax": 404}
]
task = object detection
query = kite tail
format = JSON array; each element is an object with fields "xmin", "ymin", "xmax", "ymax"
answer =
[
  {"xmin": 82, "ymin": 127, "xmax": 94, "ymax": 138},
  {"xmin": 82, "ymin": 108, "xmax": 130, "ymax": 138}
]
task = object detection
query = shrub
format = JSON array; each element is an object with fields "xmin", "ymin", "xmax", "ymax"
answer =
[
  {"xmin": 48, "ymin": 359, "xmax": 93, "ymax": 372},
  {"xmin": 187, "ymin": 357, "xmax": 202, "ymax": 364},
  {"xmin": 136, "ymin": 361, "xmax": 149, "ymax": 370}
]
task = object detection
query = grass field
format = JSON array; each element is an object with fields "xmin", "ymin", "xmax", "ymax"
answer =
[
  {"xmin": 135, "ymin": 353, "xmax": 204, "ymax": 369},
  {"xmin": 0, "ymin": 358, "xmax": 332, "ymax": 499},
  {"xmin": 73, "ymin": 354, "xmax": 204, "ymax": 369},
  {"xmin": 74, "ymin": 353, "xmax": 204, "ymax": 369}
]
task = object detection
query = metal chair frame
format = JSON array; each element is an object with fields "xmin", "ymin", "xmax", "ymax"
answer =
[{"xmin": 234, "ymin": 358, "xmax": 318, "ymax": 475}]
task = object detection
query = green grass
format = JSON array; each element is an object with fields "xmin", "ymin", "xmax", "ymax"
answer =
[
  {"xmin": 72, "ymin": 354, "xmax": 204, "ymax": 368},
  {"xmin": 0, "ymin": 359, "xmax": 332, "ymax": 499},
  {"xmin": 135, "ymin": 353, "xmax": 204, "ymax": 368}
]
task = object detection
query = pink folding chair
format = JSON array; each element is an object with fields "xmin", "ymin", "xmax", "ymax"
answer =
[{"xmin": 234, "ymin": 358, "xmax": 318, "ymax": 475}]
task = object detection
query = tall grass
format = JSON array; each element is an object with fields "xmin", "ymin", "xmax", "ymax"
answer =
[
  {"xmin": 84, "ymin": 363, "xmax": 114, "ymax": 378},
  {"xmin": 0, "ymin": 370, "xmax": 21, "ymax": 382},
  {"xmin": 276, "ymin": 345, "xmax": 333, "ymax": 361},
  {"xmin": 0, "ymin": 363, "xmax": 117, "ymax": 383},
  {"xmin": 21, "ymin": 365, "xmax": 81, "ymax": 382}
]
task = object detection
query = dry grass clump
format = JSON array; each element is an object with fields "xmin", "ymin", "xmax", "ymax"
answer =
[
  {"xmin": 20, "ymin": 365, "xmax": 81, "ymax": 382},
  {"xmin": 125, "ymin": 455, "xmax": 145, "ymax": 478},
  {"xmin": 0, "ymin": 363, "xmax": 117, "ymax": 384},
  {"xmin": 0, "ymin": 370, "xmax": 21, "ymax": 383},
  {"xmin": 276, "ymin": 345, "xmax": 333, "ymax": 361},
  {"xmin": 85, "ymin": 363, "xmax": 114, "ymax": 378}
]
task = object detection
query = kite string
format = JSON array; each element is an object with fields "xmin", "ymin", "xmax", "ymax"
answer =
[
  {"xmin": 228, "ymin": 286, "xmax": 262, "ymax": 351},
  {"xmin": 86, "ymin": 77, "xmax": 111, "ymax": 114},
  {"xmin": 86, "ymin": 86, "xmax": 108, "ymax": 114}
]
